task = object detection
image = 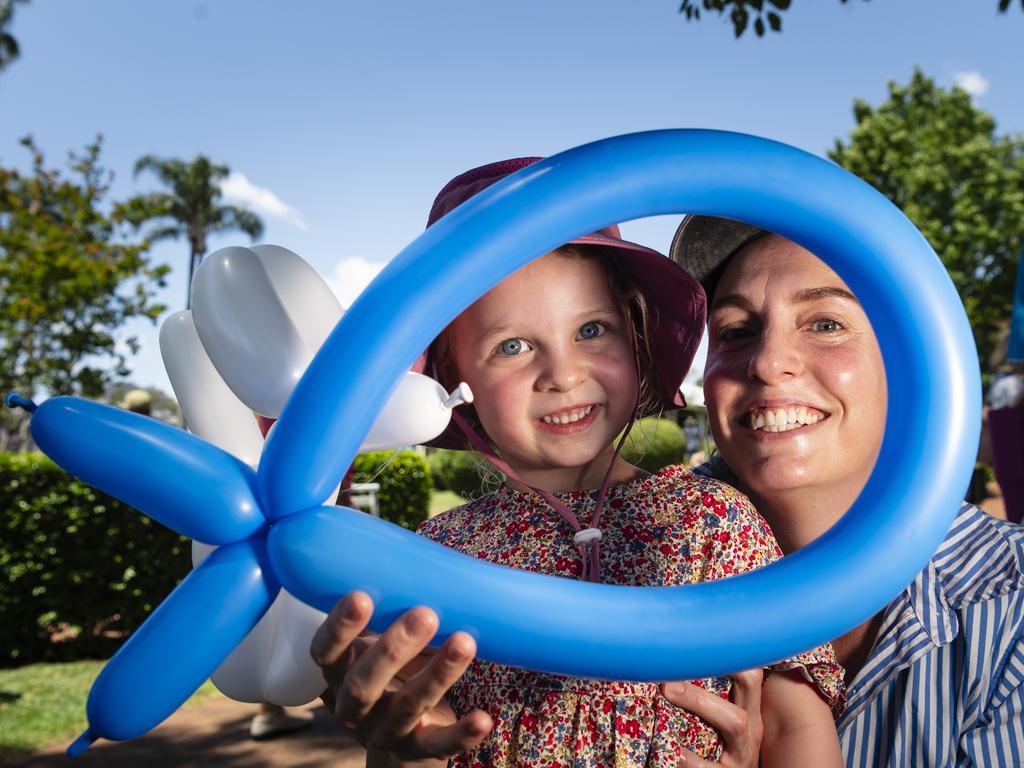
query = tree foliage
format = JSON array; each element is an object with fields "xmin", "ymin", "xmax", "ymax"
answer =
[
  {"xmin": 679, "ymin": 0, "xmax": 1020, "ymax": 38},
  {"xmin": 119, "ymin": 155, "xmax": 264, "ymax": 308},
  {"xmin": 0, "ymin": 0, "xmax": 29, "ymax": 72},
  {"xmin": 0, "ymin": 137, "xmax": 169, "ymax": 448},
  {"xmin": 104, "ymin": 382, "xmax": 182, "ymax": 426},
  {"xmin": 830, "ymin": 70, "xmax": 1024, "ymax": 375}
]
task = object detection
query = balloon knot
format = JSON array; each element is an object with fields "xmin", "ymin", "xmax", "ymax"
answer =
[{"xmin": 5, "ymin": 392, "xmax": 37, "ymax": 413}]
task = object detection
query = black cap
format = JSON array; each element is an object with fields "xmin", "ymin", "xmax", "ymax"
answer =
[{"xmin": 669, "ymin": 216, "xmax": 766, "ymax": 299}]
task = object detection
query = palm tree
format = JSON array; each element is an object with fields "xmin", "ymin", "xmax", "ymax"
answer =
[{"xmin": 125, "ymin": 154, "xmax": 264, "ymax": 308}]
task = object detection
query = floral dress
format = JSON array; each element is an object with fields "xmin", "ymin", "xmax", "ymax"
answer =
[{"xmin": 418, "ymin": 464, "xmax": 845, "ymax": 767}]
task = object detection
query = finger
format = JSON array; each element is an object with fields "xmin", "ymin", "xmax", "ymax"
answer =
[
  {"xmin": 661, "ymin": 681, "xmax": 752, "ymax": 745},
  {"xmin": 336, "ymin": 606, "xmax": 439, "ymax": 730},
  {"xmin": 677, "ymin": 747, "xmax": 716, "ymax": 767},
  {"xmin": 385, "ymin": 632, "xmax": 477, "ymax": 736},
  {"xmin": 728, "ymin": 668, "xmax": 764, "ymax": 716},
  {"xmin": 402, "ymin": 709, "xmax": 494, "ymax": 759},
  {"xmin": 310, "ymin": 591, "xmax": 375, "ymax": 669}
]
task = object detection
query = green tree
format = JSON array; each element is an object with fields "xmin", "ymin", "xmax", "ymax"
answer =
[
  {"xmin": 830, "ymin": 70, "xmax": 1024, "ymax": 374},
  {"xmin": 0, "ymin": 137, "xmax": 169, "ymax": 449},
  {"xmin": 120, "ymin": 155, "xmax": 264, "ymax": 308},
  {"xmin": 0, "ymin": 0, "xmax": 29, "ymax": 72},
  {"xmin": 679, "ymin": 0, "xmax": 1020, "ymax": 38}
]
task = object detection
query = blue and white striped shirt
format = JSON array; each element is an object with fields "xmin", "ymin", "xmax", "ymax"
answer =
[
  {"xmin": 837, "ymin": 502, "xmax": 1024, "ymax": 767},
  {"xmin": 693, "ymin": 461, "xmax": 1024, "ymax": 765}
]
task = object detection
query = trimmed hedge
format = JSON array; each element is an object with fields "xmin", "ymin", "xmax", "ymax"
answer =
[
  {"xmin": 0, "ymin": 453, "xmax": 190, "ymax": 667},
  {"xmin": 352, "ymin": 450, "xmax": 432, "ymax": 530},
  {"xmin": 1, "ymin": 449, "xmax": 435, "ymax": 667},
  {"xmin": 426, "ymin": 448, "xmax": 500, "ymax": 500},
  {"xmin": 621, "ymin": 417, "xmax": 688, "ymax": 474}
]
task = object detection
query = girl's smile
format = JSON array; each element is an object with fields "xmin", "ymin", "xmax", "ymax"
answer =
[{"xmin": 537, "ymin": 403, "xmax": 600, "ymax": 431}]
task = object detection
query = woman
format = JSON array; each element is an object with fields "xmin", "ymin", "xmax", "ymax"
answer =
[{"xmin": 669, "ymin": 215, "xmax": 1024, "ymax": 766}]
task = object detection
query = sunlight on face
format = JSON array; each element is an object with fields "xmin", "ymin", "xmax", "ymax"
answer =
[
  {"xmin": 703, "ymin": 235, "xmax": 887, "ymax": 517},
  {"xmin": 449, "ymin": 251, "xmax": 639, "ymax": 491}
]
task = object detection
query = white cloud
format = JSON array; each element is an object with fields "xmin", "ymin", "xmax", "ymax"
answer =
[
  {"xmin": 954, "ymin": 70, "xmax": 989, "ymax": 96},
  {"xmin": 219, "ymin": 171, "xmax": 307, "ymax": 230},
  {"xmin": 325, "ymin": 256, "xmax": 388, "ymax": 309}
]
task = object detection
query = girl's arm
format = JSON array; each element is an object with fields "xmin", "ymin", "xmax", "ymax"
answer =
[{"xmin": 759, "ymin": 670, "xmax": 842, "ymax": 768}]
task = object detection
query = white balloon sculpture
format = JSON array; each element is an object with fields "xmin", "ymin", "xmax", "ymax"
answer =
[{"xmin": 159, "ymin": 244, "xmax": 472, "ymax": 706}]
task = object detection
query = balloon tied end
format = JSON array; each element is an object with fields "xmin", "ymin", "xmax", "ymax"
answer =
[
  {"xmin": 443, "ymin": 382, "xmax": 473, "ymax": 410},
  {"xmin": 5, "ymin": 392, "xmax": 37, "ymax": 413},
  {"xmin": 67, "ymin": 729, "xmax": 96, "ymax": 757}
]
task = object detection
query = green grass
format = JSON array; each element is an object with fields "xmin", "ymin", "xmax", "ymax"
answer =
[
  {"xmin": 429, "ymin": 489, "xmax": 466, "ymax": 517},
  {"xmin": 0, "ymin": 660, "xmax": 221, "ymax": 758}
]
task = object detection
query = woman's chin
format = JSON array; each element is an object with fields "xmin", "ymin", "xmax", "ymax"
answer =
[{"xmin": 740, "ymin": 459, "xmax": 820, "ymax": 500}]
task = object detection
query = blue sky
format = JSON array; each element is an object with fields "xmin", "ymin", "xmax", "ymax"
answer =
[{"xmin": 2, "ymin": 1, "xmax": 1022, "ymax": 394}]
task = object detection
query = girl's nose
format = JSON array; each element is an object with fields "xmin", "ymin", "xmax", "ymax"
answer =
[
  {"xmin": 747, "ymin": 329, "xmax": 804, "ymax": 383},
  {"xmin": 537, "ymin": 350, "xmax": 588, "ymax": 392}
]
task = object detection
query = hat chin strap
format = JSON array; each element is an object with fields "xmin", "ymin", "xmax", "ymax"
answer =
[{"xmin": 448, "ymin": 333, "xmax": 643, "ymax": 583}]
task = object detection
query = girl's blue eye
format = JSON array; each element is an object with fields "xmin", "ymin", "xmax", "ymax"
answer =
[
  {"xmin": 578, "ymin": 321, "xmax": 605, "ymax": 340},
  {"xmin": 498, "ymin": 338, "xmax": 525, "ymax": 356}
]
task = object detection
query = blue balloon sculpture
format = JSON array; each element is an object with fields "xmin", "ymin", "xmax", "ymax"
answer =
[{"xmin": 12, "ymin": 130, "xmax": 980, "ymax": 754}]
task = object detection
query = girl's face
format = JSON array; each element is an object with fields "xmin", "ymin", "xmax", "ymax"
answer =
[
  {"xmin": 703, "ymin": 236, "xmax": 887, "ymax": 524},
  {"xmin": 449, "ymin": 251, "xmax": 639, "ymax": 491}
]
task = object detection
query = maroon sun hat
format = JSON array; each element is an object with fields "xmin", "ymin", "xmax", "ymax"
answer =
[{"xmin": 416, "ymin": 157, "xmax": 706, "ymax": 449}]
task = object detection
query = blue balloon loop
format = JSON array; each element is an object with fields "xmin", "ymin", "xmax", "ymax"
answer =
[
  {"xmin": 13, "ymin": 130, "xmax": 980, "ymax": 749},
  {"xmin": 260, "ymin": 129, "xmax": 980, "ymax": 676}
]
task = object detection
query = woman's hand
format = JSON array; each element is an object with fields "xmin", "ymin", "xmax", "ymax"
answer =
[
  {"xmin": 311, "ymin": 591, "xmax": 493, "ymax": 767},
  {"xmin": 660, "ymin": 669, "xmax": 764, "ymax": 768}
]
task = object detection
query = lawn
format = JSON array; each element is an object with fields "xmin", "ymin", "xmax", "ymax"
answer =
[
  {"xmin": 0, "ymin": 660, "xmax": 220, "ymax": 759},
  {"xmin": 429, "ymin": 489, "xmax": 466, "ymax": 517},
  {"xmin": 0, "ymin": 492, "xmax": 465, "ymax": 759}
]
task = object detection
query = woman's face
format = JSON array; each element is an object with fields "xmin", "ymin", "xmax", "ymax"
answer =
[{"xmin": 703, "ymin": 235, "xmax": 887, "ymax": 513}]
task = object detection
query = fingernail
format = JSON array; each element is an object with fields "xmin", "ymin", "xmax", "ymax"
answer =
[
  {"xmin": 341, "ymin": 595, "xmax": 361, "ymax": 620},
  {"xmin": 445, "ymin": 633, "xmax": 474, "ymax": 662},
  {"xmin": 406, "ymin": 608, "xmax": 437, "ymax": 636},
  {"xmin": 663, "ymin": 682, "xmax": 684, "ymax": 699}
]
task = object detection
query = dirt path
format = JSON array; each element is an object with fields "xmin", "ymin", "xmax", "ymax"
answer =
[{"xmin": 2, "ymin": 698, "xmax": 366, "ymax": 768}]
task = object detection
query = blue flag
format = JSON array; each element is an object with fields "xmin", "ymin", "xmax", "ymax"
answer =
[{"xmin": 1009, "ymin": 245, "xmax": 1024, "ymax": 363}]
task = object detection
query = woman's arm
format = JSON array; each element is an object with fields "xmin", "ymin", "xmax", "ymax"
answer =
[{"xmin": 759, "ymin": 670, "xmax": 842, "ymax": 768}]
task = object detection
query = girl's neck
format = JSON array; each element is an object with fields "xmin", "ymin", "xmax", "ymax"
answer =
[{"xmin": 504, "ymin": 454, "xmax": 647, "ymax": 495}]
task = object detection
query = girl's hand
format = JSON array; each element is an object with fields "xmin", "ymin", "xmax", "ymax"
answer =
[
  {"xmin": 660, "ymin": 669, "xmax": 764, "ymax": 768},
  {"xmin": 311, "ymin": 591, "xmax": 493, "ymax": 766}
]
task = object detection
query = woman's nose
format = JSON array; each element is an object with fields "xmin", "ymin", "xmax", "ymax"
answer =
[
  {"xmin": 537, "ymin": 350, "xmax": 588, "ymax": 392},
  {"xmin": 747, "ymin": 329, "xmax": 803, "ymax": 383}
]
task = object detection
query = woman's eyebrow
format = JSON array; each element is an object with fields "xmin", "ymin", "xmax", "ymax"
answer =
[
  {"xmin": 709, "ymin": 293, "xmax": 753, "ymax": 312},
  {"xmin": 793, "ymin": 286, "xmax": 859, "ymax": 304},
  {"xmin": 710, "ymin": 287, "xmax": 859, "ymax": 313}
]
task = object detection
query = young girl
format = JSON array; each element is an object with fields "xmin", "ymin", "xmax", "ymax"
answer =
[{"xmin": 322, "ymin": 159, "xmax": 846, "ymax": 767}]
